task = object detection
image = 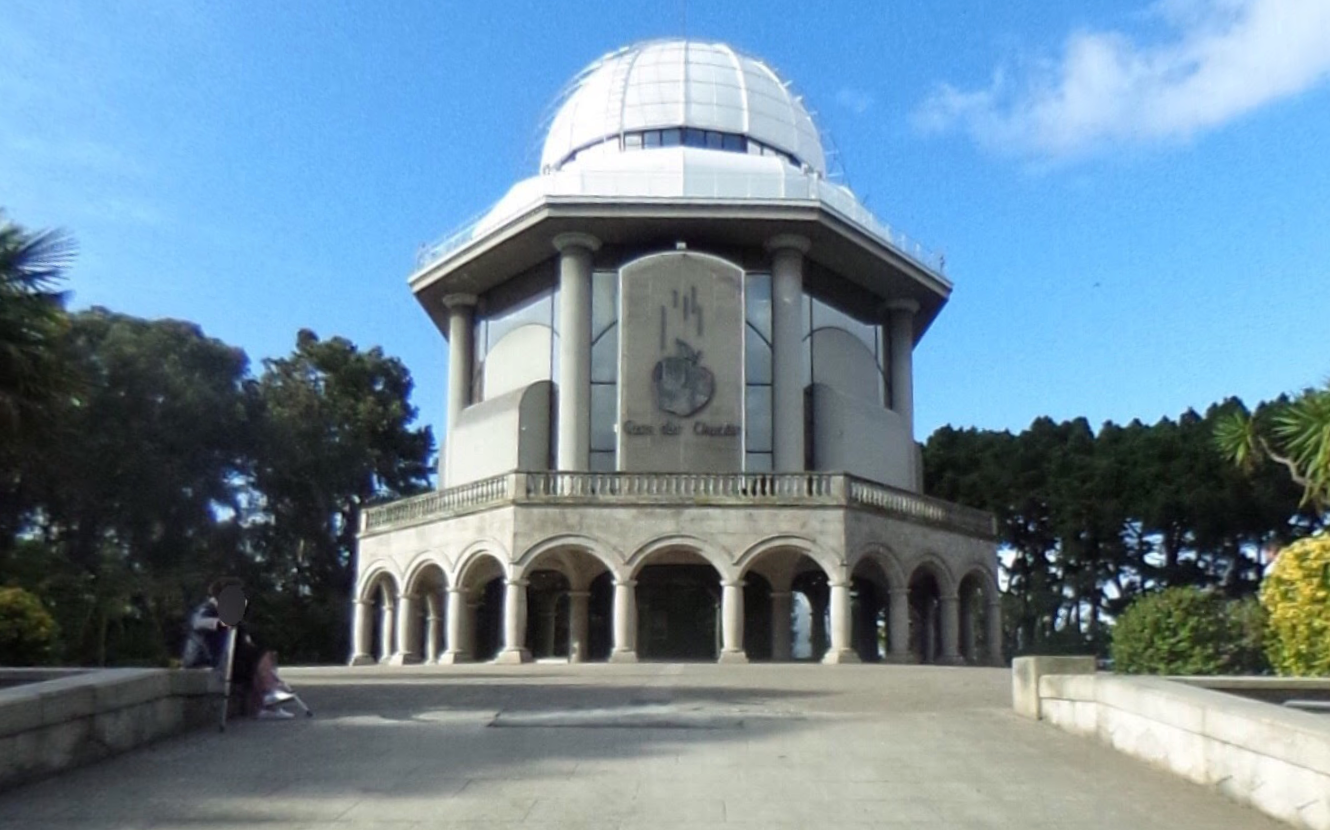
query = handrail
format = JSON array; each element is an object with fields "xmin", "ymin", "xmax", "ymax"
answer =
[
  {"xmin": 361, "ymin": 471, "xmax": 995, "ymax": 538},
  {"xmin": 413, "ymin": 167, "xmax": 946, "ymax": 276}
]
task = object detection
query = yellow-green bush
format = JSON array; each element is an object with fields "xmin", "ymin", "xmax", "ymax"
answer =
[
  {"xmin": 1260, "ymin": 533, "xmax": 1330, "ymax": 676},
  {"xmin": 0, "ymin": 586, "xmax": 61, "ymax": 666}
]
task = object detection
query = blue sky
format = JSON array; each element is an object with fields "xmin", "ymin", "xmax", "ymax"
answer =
[{"xmin": 4, "ymin": 0, "xmax": 1329, "ymax": 458}]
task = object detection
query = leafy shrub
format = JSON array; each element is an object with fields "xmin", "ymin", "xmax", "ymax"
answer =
[
  {"xmin": 1260, "ymin": 533, "xmax": 1330, "ymax": 676},
  {"xmin": 0, "ymin": 586, "xmax": 61, "ymax": 666},
  {"xmin": 1110, "ymin": 586, "xmax": 1264, "ymax": 675}
]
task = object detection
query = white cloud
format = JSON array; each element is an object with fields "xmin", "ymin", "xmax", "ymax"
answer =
[
  {"xmin": 915, "ymin": 0, "xmax": 1330, "ymax": 159},
  {"xmin": 836, "ymin": 87, "xmax": 875, "ymax": 115}
]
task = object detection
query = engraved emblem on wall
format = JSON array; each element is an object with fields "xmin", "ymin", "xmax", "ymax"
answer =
[{"xmin": 619, "ymin": 252, "xmax": 743, "ymax": 472}]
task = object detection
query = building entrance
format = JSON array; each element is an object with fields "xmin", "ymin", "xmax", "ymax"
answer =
[{"xmin": 635, "ymin": 564, "xmax": 720, "ymax": 661}]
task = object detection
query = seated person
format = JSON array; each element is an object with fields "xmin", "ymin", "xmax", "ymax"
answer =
[{"xmin": 183, "ymin": 578, "xmax": 294, "ymax": 719}]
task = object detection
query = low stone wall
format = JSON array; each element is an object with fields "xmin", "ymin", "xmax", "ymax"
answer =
[
  {"xmin": 1013, "ymin": 658, "xmax": 1330, "ymax": 830},
  {"xmin": 0, "ymin": 668, "xmax": 218, "ymax": 792}
]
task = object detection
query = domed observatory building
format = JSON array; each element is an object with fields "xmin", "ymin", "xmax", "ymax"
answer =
[{"xmin": 353, "ymin": 40, "xmax": 1001, "ymax": 667}]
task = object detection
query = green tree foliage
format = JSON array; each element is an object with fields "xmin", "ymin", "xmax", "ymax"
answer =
[
  {"xmin": 1110, "ymin": 586, "xmax": 1265, "ymax": 675},
  {"xmin": 1216, "ymin": 383, "xmax": 1330, "ymax": 513},
  {"xmin": 0, "ymin": 211, "xmax": 77, "ymax": 446},
  {"xmin": 0, "ymin": 585, "xmax": 60, "ymax": 666},
  {"xmin": 248, "ymin": 330, "xmax": 433, "ymax": 662},
  {"xmin": 925, "ymin": 401, "xmax": 1317, "ymax": 659},
  {"xmin": 1259, "ymin": 533, "xmax": 1330, "ymax": 676},
  {"xmin": 11, "ymin": 308, "xmax": 253, "ymax": 665}
]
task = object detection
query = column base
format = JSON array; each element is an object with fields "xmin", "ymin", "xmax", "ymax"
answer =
[
  {"xmin": 387, "ymin": 653, "xmax": 422, "ymax": 666},
  {"xmin": 436, "ymin": 651, "xmax": 471, "ymax": 665},
  {"xmin": 608, "ymin": 649, "xmax": 638, "ymax": 663},
  {"xmin": 938, "ymin": 654, "xmax": 967, "ymax": 667},
  {"xmin": 821, "ymin": 649, "xmax": 861, "ymax": 665},
  {"xmin": 494, "ymin": 648, "xmax": 532, "ymax": 665},
  {"xmin": 349, "ymin": 654, "xmax": 376, "ymax": 667},
  {"xmin": 718, "ymin": 650, "xmax": 749, "ymax": 664},
  {"xmin": 884, "ymin": 652, "xmax": 913, "ymax": 665}
]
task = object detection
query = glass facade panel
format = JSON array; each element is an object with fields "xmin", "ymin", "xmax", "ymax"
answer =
[
  {"xmin": 745, "ymin": 384, "xmax": 772, "ymax": 453},
  {"xmin": 486, "ymin": 290, "xmax": 553, "ymax": 352},
  {"xmin": 745, "ymin": 452, "xmax": 772, "ymax": 472},
  {"xmin": 661, "ymin": 128, "xmax": 682, "ymax": 146},
  {"xmin": 745, "ymin": 273, "xmax": 771, "ymax": 342},
  {"xmin": 643, "ymin": 130, "xmax": 661, "ymax": 147},
  {"xmin": 591, "ymin": 324, "xmax": 619, "ymax": 383},
  {"xmin": 591, "ymin": 269, "xmax": 618, "ymax": 340},
  {"xmin": 683, "ymin": 127, "xmax": 706, "ymax": 147},
  {"xmin": 744, "ymin": 324, "xmax": 771, "ymax": 384},
  {"xmin": 722, "ymin": 133, "xmax": 744, "ymax": 151},
  {"xmin": 811, "ymin": 296, "xmax": 877, "ymax": 356},
  {"xmin": 589, "ymin": 450, "xmax": 616, "ymax": 472},
  {"xmin": 590, "ymin": 384, "xmax": 617, "ymax": 452}
]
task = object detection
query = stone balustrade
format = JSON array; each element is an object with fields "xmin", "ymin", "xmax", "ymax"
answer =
[{"xmin": 362, "ymin": 471, "xmax": 996, "ymax": 538}]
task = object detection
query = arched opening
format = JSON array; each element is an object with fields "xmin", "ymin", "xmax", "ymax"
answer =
[
  {"xmin": 457, "ymin": 553, "xmax": 507, "ymax": 663},
  {"xmin": 525, "ymin": 570, "xmax": 570, "ymax": 660},
  {"xmin": 958, "ymin": 570, "xmax": 998, "ymax": 666},
  {"xmin": 364, "ymin": 575, "xmax": 398, "ymax": 664},
  {"xmin": 851, "ymin": 558, "xmax": 891, "ymax": 663},
  {"xmin": 739, "ymin": 545, "xmax": 831, "ymax": 662},
  {"xmin": 790, "ymin": 568, "xmax": 829, "ymax": 662},
  {"xmin": 405, "ymin": 563, "xmax": 447, "ymax": 664},
  {"xmin": 520, "ymin": 544, "xmax": 616, "ymax": 663},
  {"xmin": 633, "ymin": 549, "xmax": 724, "ymax": 661},
  {"xmin": 908, "ymin": 566, "xmax": 944, "ymax": 664},
  {"xmin": 742, "ymin": 572, "xmax": 773, "ymax": 661}
]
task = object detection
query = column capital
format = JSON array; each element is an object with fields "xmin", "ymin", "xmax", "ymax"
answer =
[
  {"xmin": 940, "ymin": 592, "xmax": 960, "ymax": 604},
  {"xmin": 884, "ymin": 298, "xmax": 920, "ymax": 316},
  {"xmin": 553, "ymin": 232, "xmax": 602, "ymax": 253},
  {"xmin": 566, "ymin": 590, "xmax": 592, "ymax": 599},
  {"xmin": 769, "ymin": 591, "xmax": 793, "ymax": 600},
  {"xmin": 764, "ymin": 233, "xmax": 811, "ymax": 255},
  {"xmin": 352, "ymin": 598, "xmax": 373, "ymax": 607},
  {"xmin": 613, "ymin": 578, "xmax": 638, "ymax": 589},
  {"xmin": 828, "ymin": 580, "xmax": 852, "ymax": 590},
  {"xmin": 720, "ymin": 579, "xmax": 746, "ymax": 589},
  {"xmin": 441, "ymin": 293, "xmax": 479, "ymax": 310},
  {"xmin": 505, "ymin": 578, "xmax": 530, "ymax": 589},
  {"xmin": 888, "ymin": 586, "xmax": 911, "ymax": 597}
]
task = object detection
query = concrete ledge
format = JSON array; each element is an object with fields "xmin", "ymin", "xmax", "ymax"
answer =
[
  {"xmin": 1012, "ymin": 655, "xmax": 1096, "ymax": 719},
  {"xmin": 1028, "ymin": 670, "xmax": 1330, "ymax": 830},
  {"xmin": 0, "ymin": 668, "xmax": 218, "ymax": 793}
]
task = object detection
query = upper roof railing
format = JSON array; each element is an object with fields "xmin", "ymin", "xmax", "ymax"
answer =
[{"xmin": 412, "ymin": 165, "xmax": 948, "ymax": 280}]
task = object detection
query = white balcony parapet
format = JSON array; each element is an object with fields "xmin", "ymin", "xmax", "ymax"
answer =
[
  {"xmin": 413, "ymin": 168, "xmax": 947, "ymax": 279},
  {"xmin": 361, "ymin": 471, "xmax": 995, "ymax": 538}
]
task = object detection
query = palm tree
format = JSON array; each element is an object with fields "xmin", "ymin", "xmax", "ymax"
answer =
[
  {"xmin": 0, "ymin": 210, "xmax": 77, "ymax": 445},
  {"xmin": 1215, "ymin": 384, "xmax": 1330, "ymax": 514}
]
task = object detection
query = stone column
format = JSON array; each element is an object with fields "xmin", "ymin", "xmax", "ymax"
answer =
[
  {"xmin": 822, "ymin": 581, "xmax": 860, "ymax": 664},
  {"xmin": 887, "ymin": 588, "xmax": 911, "ymax": 663},
  {"xmin": 424, "ymin": 594, "xmax": 442, "ymax": 664},
  {"xmin": 438, "ymin": 587, "xmax": 469, "ymax": 664},
  {"xmin": 766, "ymin": 235, "xmax": 810, "ymax": 472},
  {"xmin": 378, "ymin": 597, "xmax": 395, "ymax": 664},
  {"xmin": 390, "ymin": 593, "xmax": 420, "ymax": 665},
  {"xmin": 719, "ymin": 579, "xmax": 747, "ymax": 663},
  {"xmin": 349, "ymin": 599, "xmax": 374, "ymax": 666},
  {"xmin": 610, "ymin": 578, "xmax": 638, "ymax": 662},
  {"xmin": 568, "ymin": 590, "xmax": 590, "ymax": 663},
  {"xmin": 554, "ymin": 233, "xmax": 600, "ymax": 471},
  {"xmin": 770, "ymin": 592, "xmax": 793, "ymax": 661},
  {"xmin": 496, "ymin": 578, "xmax": 532, "ymax": 664},
  {"xmin": 939, "ymin": 593, "xmax": 962, "ymax": 665},
  {"xmin": 886, "ymin": 299, "xmax": 919, "ymax": 440},
  {"xmin": 442, "ymin": 294, "xmax": 478, "ymax": 484},
  {"xmin": 986, "ymin": 599, "xmax": 1005, "ymax": 667}
]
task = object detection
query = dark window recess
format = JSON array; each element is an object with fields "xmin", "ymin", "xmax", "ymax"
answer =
[
  {"xmin": 661, "ymin": 128, "xmax": 682, "ymax": 147},
  {"xmin": 683, "ymin": 128, "xmax": 707, "ymax": 147}
]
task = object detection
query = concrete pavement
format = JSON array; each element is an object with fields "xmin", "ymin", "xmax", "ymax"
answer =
[{"xmin": 0, "ymin": 663, "xmax": 1289, "ymax": 829}]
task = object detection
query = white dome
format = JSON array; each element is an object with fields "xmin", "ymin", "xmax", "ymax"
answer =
[{"xmin": 541, "ymin": 39, "xmax": 827, "ymax": 176}]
